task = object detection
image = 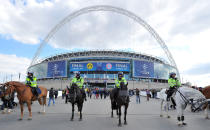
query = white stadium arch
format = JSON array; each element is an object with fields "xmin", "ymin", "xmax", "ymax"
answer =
[{"xmin": 30, "ymin": 5, "xmax": 180, "ymax": 78}]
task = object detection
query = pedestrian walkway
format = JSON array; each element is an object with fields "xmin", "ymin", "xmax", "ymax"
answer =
[{"xmin": 0, "ymin": 96, "xmax": 209, "ymax": 130}]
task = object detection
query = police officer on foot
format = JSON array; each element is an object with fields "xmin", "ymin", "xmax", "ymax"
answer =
[
  {"xmin": 167, "ymin": 72, "xmax": 181, "ymax": 101},
  {"xmin": 71, "ymin": 72, "xmax": 87, "ymax": 101},
  {"xmin": 113, "ymin": 72, "xmax": 127, "ymax": 99},
  {"xmin": 25, "ymin": 72, "xmax": 38, "ymax": 97}
]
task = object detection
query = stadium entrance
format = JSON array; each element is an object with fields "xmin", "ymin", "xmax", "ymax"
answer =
[{"xmin": 87, "ymin": 82, "xmax": 115, "ymax": 89}]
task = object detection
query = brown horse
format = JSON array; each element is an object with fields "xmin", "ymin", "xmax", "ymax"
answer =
[
  {"xmin": 202, "ymin": 86, "xmax": 210, "ymax": 119},
  {"xmin": 3, "ymin": 81, "xmax": 48, "ymax": 120}
]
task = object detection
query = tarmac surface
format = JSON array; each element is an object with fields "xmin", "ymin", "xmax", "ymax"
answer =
[{"xmin": 0, "ymin": 96, "xmax": 209, "ymax": 130}]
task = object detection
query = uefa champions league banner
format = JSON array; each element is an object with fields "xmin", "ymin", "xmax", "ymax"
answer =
[
  {"xmin": 47, "ymin": 60, "xmax": 67, "ymax": 78},
  {"xmin": 69, "ymin": 62, "xmax": 130, "ymax": 72},
  {"xmin": 133, "ymin": 60, "xmax": 154, "ymax": 78}
]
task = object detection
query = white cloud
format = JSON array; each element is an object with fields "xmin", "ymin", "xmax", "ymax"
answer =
[
  {"xmin": 0, "ymin": 0, "xmax": 210, "ymax": 86},
  {"xmin": 0, "ymin": 54, "xmax": 31, "ymax": 82}
]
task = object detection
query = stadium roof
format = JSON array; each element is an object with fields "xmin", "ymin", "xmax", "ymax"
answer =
[{"xmin": 32, "ymin": 50, "xmax": 170, "ymax": 66}]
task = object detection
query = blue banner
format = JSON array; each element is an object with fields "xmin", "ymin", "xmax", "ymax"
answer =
[
  {"xmin": 47, "ymin": 60, "xmax": 67, "ymax": 78},
  {"xmin": 133, "ymin": 60, "xmax": 154, "ymax": 78},
  {"xmin": 70, "ymin": 62, "xmax": 130, "ymax": 72}
]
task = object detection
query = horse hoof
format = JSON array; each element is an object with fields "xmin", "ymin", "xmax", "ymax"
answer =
[
  {"xmin": 182, "ymin": 122, "xmax": 187, "ymax": 125},
  {"xmin": 167, "ymin": 116, "xmax": 170, "ymax": 118},
  {"xmin": 205, "ymin": 117, "xmax": 209, "ymax": 119},
  {"xmin": 124, "ymin": 122, "xmax": 127, "ymax": 125},
  {"xmin": 177, "ymin": 122, "xmax": 182, "ymax": 126},
  {"xmin": 79, "ymin": 118, "xmax": 82, "ymax": 121},
  {"xmin": 160, "ymin": 115, "xmax": 163, "ymax": 117},
  {"xmin": 41, "ymin": 112, "xmax": 45, "ymax": 115},
  {"xmin": 70, "ymin": 119, "xmax": 74, "ymax": 121},
  {"xmin": 18, "ymin": 118, "xmax": 23, "ymax": 121},
  {"xmin": 118, "ymin": 124, "xmax": 122, "ymax": 127},
  {"xmin": 28, "ymin": 117, "xmax": 32, "ymax": 120}
]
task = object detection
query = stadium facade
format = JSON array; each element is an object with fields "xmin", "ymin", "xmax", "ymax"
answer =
[{"xmin": 28, "ymin": 50, "xmax": 177, "ymax": 89}]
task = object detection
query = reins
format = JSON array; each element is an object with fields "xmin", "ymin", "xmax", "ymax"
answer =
[{"xmin": 176, "ymin": 88, "xmax": 200, "ymax": 110}]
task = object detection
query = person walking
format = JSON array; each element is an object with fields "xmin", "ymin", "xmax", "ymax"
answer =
[
  {"xmin": 146, "ymin": 89, "xmax": 150, "ymax": 101},
  {"xmin": 48, "ymin": 88, "xmax": 55, "ymax": 106},
  {"xmin": 89, "ymin": 89, "xmax": 92, "ymax": 99},
  {"xmin": 54, "ymin": 90, "xmax": 58, "ymax": 99},
  {"xmin": 136, "ymin": 88, "xmax": 140, "ymax": 104},
  {"xmin": 65, "ymin": 88, "xmax": 69, "ymax": 104},
  {"xmin": 62, "ymin": 89, "xmax": 66, "ymax": 99}
]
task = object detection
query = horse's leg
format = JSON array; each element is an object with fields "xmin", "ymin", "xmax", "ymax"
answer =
[
  {"xmin": 204, "ymin": 103, "xmax": 209, "ymax": 119},
  {"xmin": 26, "ymin": 101, "xmax": 32, "ymax": 120},
  {"xmin": 118, "ymin": 106, "xmax": 122, "ymax": 127},
  {"xmin": 43, "ymin": 96, "xmax": 46, "ymax": 113},
  {"xmin": 181, "ymin": 104, "xmax": 187, "ymax": 125},
  {"xmin": 79, "ymin": 103, "xmax": 83, "ymax": 121},
  {"xmin": 19, "ymin": 102, "xmax": 24, "ymax": 120},
  {"xmin": 124, "ymin": 105, "xmax": 128, "ymax": 125},
  {"xmin": 160, "ymin": 100, "xmax": 164, "ymax": 117},
  {"xmin": 177, "ymin": 104, "xmax": 182, "ymax": 126},
  {"xmin": 166, "ymin": 101, "xmax": 170, "ymax": 118},
  {"xmin": 38, "ymin": 98, "xmax": 43, "ymax": 113},
  {"xmin": 71, "ymin": 103, "xmax": 74, "ymax": 121},
  {"xmin": 111, "ymin": 107, "xmax": 114, "ymax": 118}
]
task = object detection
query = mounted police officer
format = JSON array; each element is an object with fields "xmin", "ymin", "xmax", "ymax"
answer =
[
  {"xmin": 71, "ymin": 72, "xmax": 87, "ymax": 101},
  {"xmin": 25, "ymin": 72, "xmax": 38, "ymax": 97},
  {"xmin": 113, "ymin": 72, "xmax": 127, "ymax": 100},
  {"xmin": 167, "ymin": 72, "xmax": 181, "ymax": 101}
]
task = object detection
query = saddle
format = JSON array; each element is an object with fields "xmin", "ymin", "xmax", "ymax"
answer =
[
  {"xmin": 118, "ymin": 90, "xmax": 129, "ymax": 97},
  {"xmin": 30, "ymin": 86, "xmax": 41, "ymax": 97}
]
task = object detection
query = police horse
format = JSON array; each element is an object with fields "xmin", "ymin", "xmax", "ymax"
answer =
[
  {"xmin": 159, "ymin": 86, "xmax": 209, "ymax": 126},
  {"xmin": 2, "ymin": 81, "xmax": 48, "ymax": 120},
  {"xmin": 110, "ymin": 82, "xmax": 129, "ymax": 126},
  {"xmin": 67, "ymin": 83, "xmax": 85, "ymax": 121}
]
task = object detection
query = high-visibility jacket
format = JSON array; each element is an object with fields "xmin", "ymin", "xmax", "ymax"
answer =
[
  {"xmin": 25, "ymin": 76, "xmax": 37, "ymax": 88},
  {"xmin": 115, "ymin": 77, "xmax": 127, "ymax": 88},
  {"xmin": 71, "ymin": 77, "xmax": 84, "ymax": 89},
  {"xmin": 168, "ymin": 78, "xmax": 181, "ymax": 88}
]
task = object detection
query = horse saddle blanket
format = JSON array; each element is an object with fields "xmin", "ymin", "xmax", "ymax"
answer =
[
  {"xmin": 119, "ymin": 90, "xmax": 129, "ymax": 96},
  {"xmin": 36, "ymin": 87, "xmax": 41, "ymax": 94}
]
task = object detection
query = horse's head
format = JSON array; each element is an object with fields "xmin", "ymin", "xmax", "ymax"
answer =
[
  {"xmin": 118, "ymin": 82, "xmax": 129, "ymax": 103},
  {"xmin": 3, "ymin": 82, "xmax": 16, "ymax": 99},
  {"xmin": 120, "ymin": 82, "xmax": 128, "ymax": 91}
]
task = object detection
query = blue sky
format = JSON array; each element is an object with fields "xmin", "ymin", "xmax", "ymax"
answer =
[
  {"xmin": 0, "ymin": 36, "xmax": 37, "ymax": 58},
  {"xmin": 0, "ymin": 0, "xmax": 210, "ymax": 86}
]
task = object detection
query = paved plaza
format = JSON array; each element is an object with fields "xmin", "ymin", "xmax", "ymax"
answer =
[{"xmin": 0, "ymin": 96, "xmax": 209, "ymax": 130}]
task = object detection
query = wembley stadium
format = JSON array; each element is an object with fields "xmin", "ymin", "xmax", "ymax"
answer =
[{"xmin": 28, "ymin": 50, "xmax": 178, "ymax": 89}]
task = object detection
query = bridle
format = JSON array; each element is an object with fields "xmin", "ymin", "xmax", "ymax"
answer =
[
  {"xmin": 176, "ymin": 87, "xmax": 205, "ymax": 111},
  {"xmin": 1, "ymin": 83, "xmax": 14, "ymax": 100}
]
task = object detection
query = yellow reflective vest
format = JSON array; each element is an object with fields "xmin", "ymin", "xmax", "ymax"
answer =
[
  {"xmin": 168, "ymin": 78, "xmax": 181, "ymax": 88},
  {"xmin": 115, "ymin": 77, "xmax": 127, "ymax": 88},
  {"xmin": 71, "ymin": 77, "xmax": 84, "ymax": 89},
  {"xmin": 25, "ymin": 76, "xmax": 37, "ymax": 88}
]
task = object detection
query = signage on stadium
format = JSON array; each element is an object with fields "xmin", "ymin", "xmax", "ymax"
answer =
[
  {"xmin": 133, "ymin": 60, "xmax": 154, "ymax": 78},
  {"xmin": 47, "ymin": 60, "xmax": 67, "ymax": 78},
  {"xmin": 69, "ymin": 62, "xmax": 130, "ymax": 72}
]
